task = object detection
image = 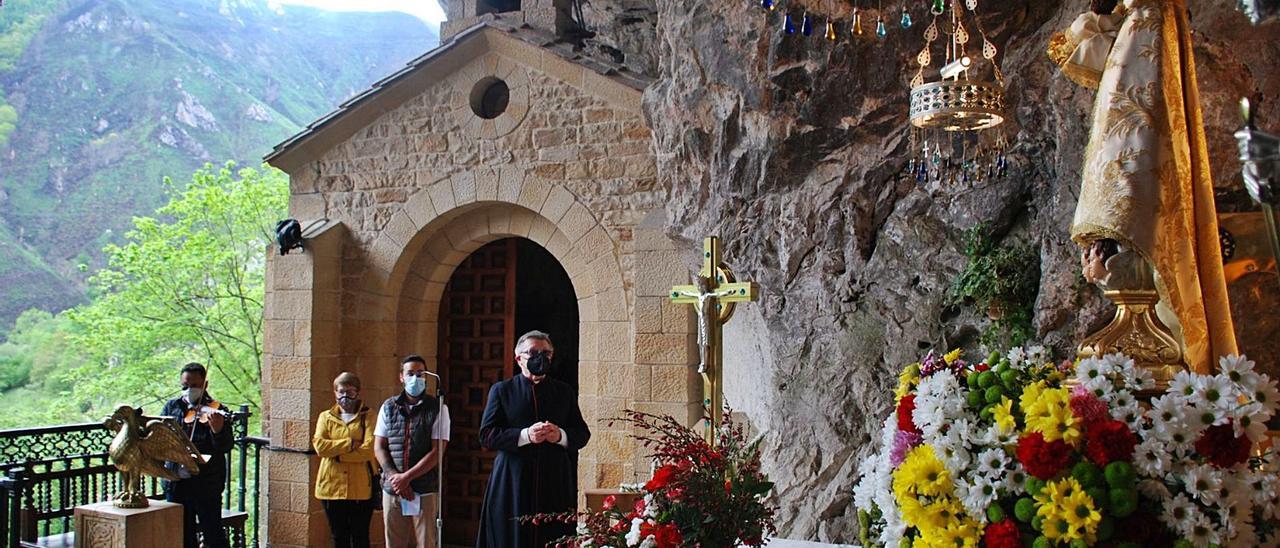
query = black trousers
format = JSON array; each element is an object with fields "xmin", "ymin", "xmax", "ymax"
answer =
[
  {"xmin": 322, "ymin": 499, "xmax": 375, "ymax": 548},
  {"xmin": 165, "ymin": 477, "xmax": 228, "ymax": 548}
]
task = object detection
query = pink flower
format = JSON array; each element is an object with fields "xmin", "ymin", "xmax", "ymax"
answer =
[
  {"xmin": 1070, "ymin": 386, "xmax": 1109, "ymax": 425},
  {"xmin": 890, "ymin": 430, "xmax": 923, "ymax": 467}
]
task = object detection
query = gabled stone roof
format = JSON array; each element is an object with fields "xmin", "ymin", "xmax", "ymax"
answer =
[{"xmin": 264, "ymin": 19, "xmax": 653, "ymax": 172}]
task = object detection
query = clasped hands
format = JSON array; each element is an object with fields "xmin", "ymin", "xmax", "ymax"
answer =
[{"xmin": 528, "ymin": 421, "xmax": 563, "ymax": 444}]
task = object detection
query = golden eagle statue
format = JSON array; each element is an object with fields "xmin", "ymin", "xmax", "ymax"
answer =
[{"xmin": 104, "ymin": 405, "xmax": 204, "ymax": 508}]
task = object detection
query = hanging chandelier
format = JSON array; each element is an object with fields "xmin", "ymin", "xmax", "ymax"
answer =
[{"xmin": 905, "ymin": 0, "xmax": 1008, "ymax": 186}]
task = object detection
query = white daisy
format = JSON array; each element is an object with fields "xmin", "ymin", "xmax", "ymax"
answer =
[
  {"xmin": 1109, "ymin": 402, "xmax": 1144, "ymax": 429},
  {"xmin": 1100, "ymin": 352, "xmax": 1131, "ymax": 373},
  {"xmin": 939, "ymin": 444, "xmax": 972, "ymax": 474},
  {"xmin": 1184, "ymin": 464, "xmax": 1224, "ymax": 506},
  {"xmin": 1134, "ymin": 437, "xmax": 1173, "ymax": 477},
  {"xmin": 1189, "ymin": 402, "xmax": 1227, "ymax": 429},
  {"xmin": 1252, "ymin": 377, "xmax": 1280, "ymax": 418},
  {"xmin": 1005, "ymin": 462, "xmax": 1029, "ymax": 495},
  {"xmin": 1128, "ymin": 366, "xmax": 1157, "ymax": 392},
  {"xmin": 1170, "ymin": 370, "xmax": 1199, "ymax": 398},
  {"xmin": 1025, "ymin": 345, "xmax": 1052, "ymax": 365},
  {"xmin": 1075, "ymin": 357, "xmax": 1106, "ymax": 385},
  {"xmin": 975, "ymin": 448, "xmax": 1009, "ymax": 479},
  {"xmin": 1247, "ymin": 470, "xmax": 1278, "ymax": 507},
  {"xmin": 1137, "ymin": 478, "xmax": 1171, "ymax": 501},
  {"xmin": 1235, "ymin": 413, "xmax": 1270, "ymax": 443},
  {"xmin": 1150, "ymin": 394, "xmax": 1188, "ymax": 435},
  {"xmin": 1219, "ymin": 354, "xmax": 1259, "ymax": 389},
  {"xmin": 1186, "ymin": 511, "xmax": 1220, "ymax": 548},
  {"xmin": 1005, "ymin": 347, "xmax": 1028, "ymax": 369},
  {"xmin": 1161, "ymin": 493, "xmax": 1199, "ymax": 536},
  {"xmin": 959, "ymin": 475, "xmax": 998, "ymax": 521},
  {"xmin": 1194, "ymin": 375, "xmax": 1238, "ymax": 413}
]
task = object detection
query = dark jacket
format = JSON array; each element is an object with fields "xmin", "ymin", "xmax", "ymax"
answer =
[
  {"xmin": 476, "ymin": 374, "xmax": 590, "ymax": 548},
  {"xmin": 161, "ymin": 394, "xmax": 234, "ymax": 494},
  {"xmin": 379, "ymin": 393, "xmax": 441, "ymax": 495}
]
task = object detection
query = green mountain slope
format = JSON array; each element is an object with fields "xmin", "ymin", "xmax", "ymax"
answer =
[{"xmin": 0, "ymin": 0, "xmax": 437, "ymax": 330}]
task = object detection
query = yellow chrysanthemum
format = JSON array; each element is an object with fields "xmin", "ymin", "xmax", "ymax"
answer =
[
  {"xmin": 992, "ymin": 396, "xmax": 1016, "ymax": 434},
  {"xmin": 893, "ymin": 445, "xmax": 952, "ymax": 499},
  {"xmin": 1033, "ymin": 478, "xmax": 1099, "ymax": 544},
  {"xmin": 895, "ymin": 363, "xmax": 921, "ymax": 402},
  {"xmin": 943, "ymin": 348, "xmax": 963, "ymax": 365},
  {"xmin": 1021, "ymin": 385, "xmax": 1081, "ymax": 445}
]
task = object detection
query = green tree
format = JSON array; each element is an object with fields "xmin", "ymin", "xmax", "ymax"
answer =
[{"xmin": 66, "ymin": 162, "xmax": 287, "ymax": 416}]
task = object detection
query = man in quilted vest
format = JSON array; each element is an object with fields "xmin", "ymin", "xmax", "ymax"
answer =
[{"xmin": 374, "ymin": 355, "xmax": 451, "ymax": 548}]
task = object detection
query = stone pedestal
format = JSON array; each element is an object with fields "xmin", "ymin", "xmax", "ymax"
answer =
[{"xmin": 73, "ymin": 500, "xmax": 184, "ymax": 548}]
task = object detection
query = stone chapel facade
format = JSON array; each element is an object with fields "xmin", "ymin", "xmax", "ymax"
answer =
[{"xmin": 258, "ymin": 4, "xmax": 701, "ymax": 546}]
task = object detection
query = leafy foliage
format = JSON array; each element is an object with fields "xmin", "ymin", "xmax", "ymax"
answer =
[
  {"xmin": 947, "ymin": 224, "xmax": 1041, "ymax": 348},
  {"xmin": 64, "ymin": 162, "xmax": 286, "ymax": 417}
]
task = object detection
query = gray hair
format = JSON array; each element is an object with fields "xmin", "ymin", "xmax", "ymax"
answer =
[{"xmin": 515, "ymin": 330, "xmax": 554, "ymax": 354}]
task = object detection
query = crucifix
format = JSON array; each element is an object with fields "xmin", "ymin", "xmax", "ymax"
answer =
[{"xmin": 670, "ymin": 236, "xmax": 758, "ymax": 444}]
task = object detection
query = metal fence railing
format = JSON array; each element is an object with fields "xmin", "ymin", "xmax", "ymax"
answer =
[{"xmin": 0, "ymin": 406, "xmax": 265, "ymax": 548}]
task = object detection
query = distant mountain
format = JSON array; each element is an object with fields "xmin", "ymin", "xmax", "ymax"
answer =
[{"xmin": 0, "ymin": 0, "xmax": 437, "ymax": 330}]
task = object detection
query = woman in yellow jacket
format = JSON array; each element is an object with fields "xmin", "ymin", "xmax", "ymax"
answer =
[{"xmin": 313, "ymin": 372, "xmax": 378, "ymax": 548}]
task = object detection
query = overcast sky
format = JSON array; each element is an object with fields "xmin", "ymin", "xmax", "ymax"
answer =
[{"xmin": 270, "ymin": 0, "xmax": 446, "ymax": 25}]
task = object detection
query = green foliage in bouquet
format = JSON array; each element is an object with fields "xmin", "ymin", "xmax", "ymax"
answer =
[
  {"xmin": 945, "ymin": 224, "xmax": 1040, "ymax": 348},
  {"xmin": 525, "ymin": 409, "xmax": 777, "ymax": 547}
]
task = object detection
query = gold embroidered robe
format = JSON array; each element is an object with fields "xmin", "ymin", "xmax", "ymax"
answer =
[{"xmin": 1049, "ymin": 0, "xmax": 1237, "ymax": 372}]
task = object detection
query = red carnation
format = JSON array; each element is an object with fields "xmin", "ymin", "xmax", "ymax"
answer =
[
  {"xmin": 1195, "ymin": 422, "xmax": 1252, "ymax": 469},
  {"xmin": 640, "ymin": 522, "xmax": 683, "ymax": 548},
  {"xmin": 1084, "ymin": 419, "xmax": 1137, "ymax": 466},
  {"xmin": 1069, "ymin": 387, "xmax": 1109, "ymax": 426},
  {"xmin": 645, "ymin": 464, "xmax": 679, "ymax": 492},
  {"xmin": 1017, "ymin": 432, "xmax": 1073, "ymax": 480},
  {"xmin": 897, "ymin": 394, "xmax": 921, "ymax": 435},
  {"xmin": 975, "ymin": 363, "xmax": 991, "ymax": 372},
  {"xmin": 983, "ymin": 518, "xmax": 1021, "ymax": 548},
  {"xmin": 601, "ymin": 495, "xmax": 616, "ymax": 510}
]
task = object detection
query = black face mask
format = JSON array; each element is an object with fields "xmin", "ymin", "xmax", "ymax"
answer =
[{"xmin": 526, "ymin": 350, "xmax": 552, "ymax": 376}]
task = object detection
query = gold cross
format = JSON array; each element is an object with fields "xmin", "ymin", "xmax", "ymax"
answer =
[{"xmin": 670, "ymin": 237, "xmax": 757, "ymax": 444}]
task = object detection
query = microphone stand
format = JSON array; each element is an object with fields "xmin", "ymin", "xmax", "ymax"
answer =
[{"xmin": 422, "ymin": 370, "xmax": 445, "ymax": 548}]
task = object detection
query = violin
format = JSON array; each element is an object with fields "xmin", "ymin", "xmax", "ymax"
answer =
[{"xmin": 183, "ymin": 400, "xmax": 231, "ymax": 425}]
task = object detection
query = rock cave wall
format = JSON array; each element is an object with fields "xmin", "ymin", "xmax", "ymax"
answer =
[{"xmin": 584, "ymin": 0, "xmax": 1280, "ymax": 541}]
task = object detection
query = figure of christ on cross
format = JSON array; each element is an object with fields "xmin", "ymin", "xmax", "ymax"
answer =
[{"xmin": 670, "ymin": 237, "xmax": 757, "ymax": 444}]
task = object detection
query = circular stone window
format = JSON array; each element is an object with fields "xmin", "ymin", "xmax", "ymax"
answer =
[{"xmin": 470, "ymin": 77, "xmax": 510, "ymax": 120}]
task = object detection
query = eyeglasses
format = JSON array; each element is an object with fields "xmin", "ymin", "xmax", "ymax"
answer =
[{"xmin": 518, "ymin": 351, "xmax": 554, "ymax": 358}]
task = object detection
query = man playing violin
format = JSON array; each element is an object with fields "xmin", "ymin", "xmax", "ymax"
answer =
[{"xmin": 162, "ymin": 362, "xmax": 234, "ymax": 548}]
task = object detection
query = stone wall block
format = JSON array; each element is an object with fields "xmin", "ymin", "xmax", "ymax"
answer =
[
  {"xmin": 634, "ymin": 333, "xmax": 692, "ymax": 366},
  {"xmin": 515, "ymin": 177, "xmax": 552, "ymax": 212},
  {"xmin": 558, "ymin": 202, "xmax": 595, "ymax": 242},
  {"xmin": 452, "ymin": 171, "xmax": 478, "ymax": 205},
  {"xmin": 497, "ymin": 166, "xmax": 527, "ymax": 202},
  {"xmin": 475, "ymin": 167, "xmax": 499, "ymax": 201},
  {"xmin": 539, "ymin": 186, "xmax": 576, "ymax": 224},
  {"xmin": 634, "ymin": 297, "xmax": 662, "ymax": 334},
  {"xmin": 596, "ymin": 321, "xmax": 632, "ymax": 364},
  {"xmin": 428, "ymin": 178, "xmax": 458, "ymax": 214}
]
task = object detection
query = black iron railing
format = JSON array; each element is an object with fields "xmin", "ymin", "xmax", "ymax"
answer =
[{"xmin": 0, "ymin": 406, "xmax": 266, "ymax": 548}]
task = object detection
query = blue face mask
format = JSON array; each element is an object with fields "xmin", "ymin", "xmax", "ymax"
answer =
[{"xmin": 404, "ymin": 375, "xmax": 426, "ymax": 397}]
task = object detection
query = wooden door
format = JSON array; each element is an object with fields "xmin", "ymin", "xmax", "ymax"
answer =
[{"xmin": 439, "ymin": 239, "xmax": 516, "ymax": 546}]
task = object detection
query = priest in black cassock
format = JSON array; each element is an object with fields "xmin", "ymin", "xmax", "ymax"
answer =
[{"xmin": 476, "ymin": 330, "xmax": 590, "ymax": 548}]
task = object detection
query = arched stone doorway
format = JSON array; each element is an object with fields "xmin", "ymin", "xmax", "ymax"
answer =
[{"xmin": 435, "ymin": 237, "xmax": 578, "ymax": 545}]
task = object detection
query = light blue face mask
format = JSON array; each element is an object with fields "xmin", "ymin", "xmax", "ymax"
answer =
[{"xmin": 404, "ymin": 375, "xmax": 426, "ymax": 397}]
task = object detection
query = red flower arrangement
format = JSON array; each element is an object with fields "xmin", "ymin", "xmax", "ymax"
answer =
[
  {"xmin": 1016, "ymin": 432, "xmax": 1073, "ymax": 480},
  {"xmin": 1195, "ymin": 421, "xmax": 1253, "ymax": 469},
  {"xmin": 897, "ymin": 394, "xmax": 921, "ymax": 435},
  {"xmin": 521, "ymin": 409, "xmax": 777, "ymax": 547},
  {"xmin": 1083, "ymin": 418, "xmax": 1137, "ymax": 466},
  {"xmin": 983, "ymin": 518, "xmax": 1020, "ymax": 548}
]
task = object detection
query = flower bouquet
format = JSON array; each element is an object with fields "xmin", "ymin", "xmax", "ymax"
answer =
[
  {"xmin": 526, "ymin": 409, "xmax": 777, "ymax": 547},
  {"xmin": 854, "ymin": 346, "xmax": 1280, "ymax": 547}
]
